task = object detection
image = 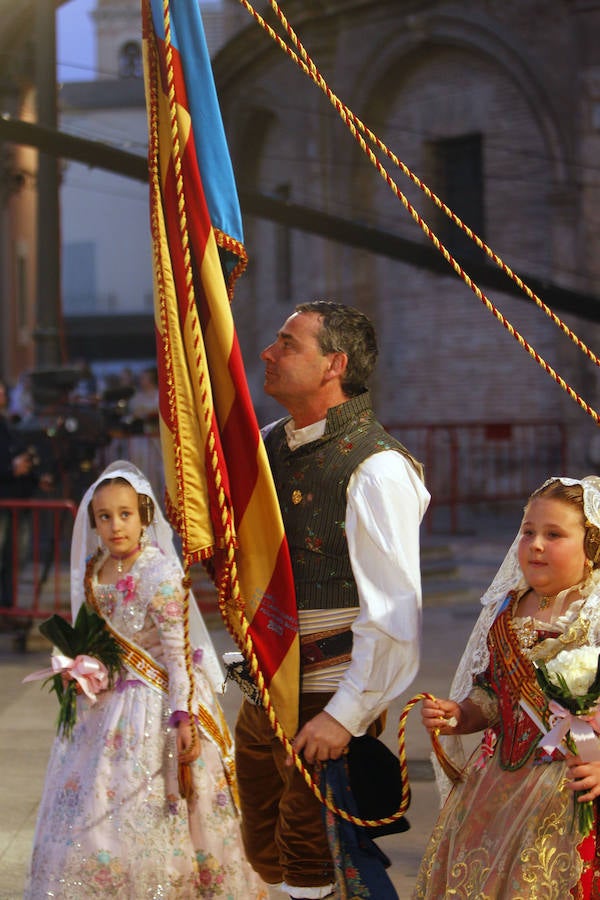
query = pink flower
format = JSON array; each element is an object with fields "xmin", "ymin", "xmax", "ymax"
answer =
[
  {"xmin": 93, "ymin": 868, "xmax": 112, "ymax": 888},
  {"xmin": 199, "ymin": 868, "xmax": 214, "ymax": 886},
  {"xmin": 164, "ymin": 600, "xmax": 183, "ymax": 618},
  {"xmin": 116, "ymin": 575, "xmax": 135, "ymax": 603}
]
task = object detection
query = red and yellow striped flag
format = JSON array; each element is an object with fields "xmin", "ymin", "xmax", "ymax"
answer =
[{"xmin": 142, "ymin": 0, "xmax": 299, "ymax": 736}]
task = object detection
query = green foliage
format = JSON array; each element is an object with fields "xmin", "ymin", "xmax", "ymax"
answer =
[{"xmin": 39, "ymin": 605, "xmax": 123, "ymax": 739}]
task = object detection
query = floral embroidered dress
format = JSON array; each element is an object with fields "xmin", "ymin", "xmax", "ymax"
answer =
[
  {"xmin": 414, "ymin": 588, "xmax": 600, "ymax": 900},
  {"xmin": 24, "ymin": 545, "xmax": 267, "ymax": 899}
]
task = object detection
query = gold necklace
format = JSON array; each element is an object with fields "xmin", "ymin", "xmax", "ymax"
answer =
[
  {"xmin": 109, "ymin": 544, "xmax": 141, "ymax": 574},
  {"xmin": 538, "ymin": 592, "xmax": 556, "ymax": 610}
]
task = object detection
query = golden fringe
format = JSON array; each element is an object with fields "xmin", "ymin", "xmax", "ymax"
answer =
[
  {"xmin": 178, "ymin": 760, "xmax": 195, "ymax": 802},
  {"xmin": 430, "ymin": 728, "xmax": 464, "ymax": 783}
]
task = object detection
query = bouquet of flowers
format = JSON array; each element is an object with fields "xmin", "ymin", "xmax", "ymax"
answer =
[
  {"xmin": 535, "ymin": 645, "xmax": 600, "ymax": 836},
  {"xmin": 23, "ymin": 604, "xmax": 123, "ymax": 739}
]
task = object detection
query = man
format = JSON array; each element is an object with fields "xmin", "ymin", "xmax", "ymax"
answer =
[{"xmin": 234, "ymin": 301, "xmax": 430, "ymax": 899}]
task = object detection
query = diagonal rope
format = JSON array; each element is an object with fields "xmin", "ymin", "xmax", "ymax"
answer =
[
  {"xmin": 237, "ymin": 0, "xmax": 600, "ymax": 424},
  {"xmin": 261, "ymin": 1, "xmax": 600, "ymax": 371}
]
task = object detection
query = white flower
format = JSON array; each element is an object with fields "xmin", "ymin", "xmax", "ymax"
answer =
[{"xmin": 545, "ymin": 646, "xmax": 600, "ymax": 696}]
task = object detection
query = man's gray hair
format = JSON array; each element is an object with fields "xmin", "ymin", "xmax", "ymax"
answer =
[{"xmin": 295, "ymin": 300, "xmax": 378, "ymax": 397}]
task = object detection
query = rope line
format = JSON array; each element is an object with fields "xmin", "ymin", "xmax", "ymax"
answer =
[
  {"xmin": 220, "ymin": 575, "xmax": 429, "ymax": 827},
  {"xmin": 263, "ymin": 1, "xmax": 600, "ymax": 369},
  {"xmin": 150, "ymin": 0, "xmax": 595, "ymax": 828},
  {"xmin": 157, "ymin": 0, "xmax": 202, "ymax": 765},
  {"xmin": 237, "ymin": 0, "xmax": 600, "ymax": 424}
]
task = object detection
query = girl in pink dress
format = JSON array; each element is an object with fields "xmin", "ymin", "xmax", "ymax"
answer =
[{"xmin": 24, "ymin": 460, "xmax": 267, "ymax": 899}]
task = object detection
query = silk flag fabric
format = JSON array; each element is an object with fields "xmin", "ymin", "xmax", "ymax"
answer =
[{"xmin": 141, "ymin": 0, "xmax": 299, "ymax": 736}]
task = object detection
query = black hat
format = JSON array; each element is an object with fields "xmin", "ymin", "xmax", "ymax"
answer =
[{"xmin": 345, "ymin": 735, "xmax": 410, "ymax": 837}]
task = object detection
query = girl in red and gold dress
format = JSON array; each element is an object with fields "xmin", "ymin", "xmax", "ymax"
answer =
[{"xmin": 416, "ymin": 476, "xmax": 600, "ymax": 899}]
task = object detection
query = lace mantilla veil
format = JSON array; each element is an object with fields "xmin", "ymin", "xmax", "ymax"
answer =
[
  {"xmin": 70, "ymin": 460, "xmax": 224, "ymax": 695},
  {"xmin": 434, "ymin": 475, "xmax": 600, "ymax": 802}
]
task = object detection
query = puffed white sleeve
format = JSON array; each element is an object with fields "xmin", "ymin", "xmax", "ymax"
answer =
[
  {"xmin": 324, "ymin": 451, "xmax": 430, "ymax": 735},
  {"xmin": 145, "ymin": 558, "xmax": 194, "ymax": 715}
]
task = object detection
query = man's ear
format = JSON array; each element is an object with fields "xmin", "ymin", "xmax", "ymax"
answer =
[{"xmin": 324, "ymin": 351, "xmax": 348, "ymax": 383}]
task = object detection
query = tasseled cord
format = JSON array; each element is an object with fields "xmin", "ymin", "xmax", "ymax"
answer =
[
  {"xmin": 178, "ymin": 571, "xmax": 197, "ymax": 803},
  {"xmin": 430, "ymin": 727, "xmax": 465, "ymax": 783}
]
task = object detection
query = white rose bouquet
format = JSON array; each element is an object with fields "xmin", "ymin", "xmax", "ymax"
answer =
[{"xmin": 535, "ymin": 646, "xmax": 600, "ymax": 836}]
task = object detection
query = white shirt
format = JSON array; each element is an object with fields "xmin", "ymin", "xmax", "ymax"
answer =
[{"xmin": 283, "ymin": 418, "xmax": 431, "ymax": 735}]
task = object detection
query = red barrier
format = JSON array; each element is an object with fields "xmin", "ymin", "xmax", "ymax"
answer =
[
  {"xmin": 385, "ymin": 421, "xmax": 568, "ymax": 533},
  {"xmin": 0, "ymin": 498, "xmax": 77, "ymax": 624}
]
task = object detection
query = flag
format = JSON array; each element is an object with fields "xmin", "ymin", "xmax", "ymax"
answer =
[{"xmin": 141, "ymin": 0, "xmax": 299, "ymax": 737}]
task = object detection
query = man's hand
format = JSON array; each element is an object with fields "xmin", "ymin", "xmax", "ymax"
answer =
[{"xmin": 288, "ymin": 711, "xmax": 351, "ymax": 765}]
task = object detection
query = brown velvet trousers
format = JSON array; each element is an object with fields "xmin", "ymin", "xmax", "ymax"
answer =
[{"xmin": 234, "ymin": 693, "xmax": 335, "ymax": 889}]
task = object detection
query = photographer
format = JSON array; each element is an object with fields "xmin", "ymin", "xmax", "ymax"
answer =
[{"xmin": 0, "ymin": 378, "xmax": 53, "ymax": 609}]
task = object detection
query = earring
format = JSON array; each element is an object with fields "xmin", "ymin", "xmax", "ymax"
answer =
[{"xmin": 140, "ymin": 528, "xmax": 148, "ymax": 549}]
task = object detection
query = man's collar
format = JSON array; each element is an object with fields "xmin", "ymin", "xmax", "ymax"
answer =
[{"xmin": 284, "ymin": 417, "xmax": 326, "ymax": 450}]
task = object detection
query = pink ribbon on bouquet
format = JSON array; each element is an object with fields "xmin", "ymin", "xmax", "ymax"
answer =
[
  {"xmin": 23, "ymin": 654, "xmax": 109, "ymax": 702},
  {"xmin": 541, "ymin": 700, "xmax": 600, "ymax": 763}
]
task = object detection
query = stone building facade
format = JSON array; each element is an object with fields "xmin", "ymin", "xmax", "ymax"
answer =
[
  {"xmin": 211, "ymin": 0, "xmax": 600, "ymax": 475},
  {"xmin": 2, "ymin": 0, "xmax": 600, "ymax": 496}
]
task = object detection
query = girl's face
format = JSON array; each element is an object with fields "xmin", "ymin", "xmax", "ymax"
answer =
[
  {"xmin": 91, "ymin": 482, "xmax": 142, "ymax": 559},
  {"xmin": 518, "ymin": 497, "xmax": 588, "ymax": 597}
]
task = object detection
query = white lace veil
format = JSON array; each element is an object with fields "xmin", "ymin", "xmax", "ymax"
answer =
[
  {"xmin": 434, "ymin": 474, "xmax": 600, "ymax": 801},
  {"xmin": 70, "ymin": 459, "xmax": 224, "ymax": 694}
]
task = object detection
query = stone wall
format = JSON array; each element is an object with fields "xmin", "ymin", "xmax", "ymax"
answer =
[{"xmin": 215, "ymin": 0, "xmax": 600, "ymax": 474}]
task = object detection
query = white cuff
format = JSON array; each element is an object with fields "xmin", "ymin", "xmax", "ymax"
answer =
[{"xmin": 281, "ymin": 882, "xmax": 335, "ymax": 898}]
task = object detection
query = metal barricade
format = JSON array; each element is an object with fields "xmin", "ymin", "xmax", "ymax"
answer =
[
  {"xmin": 0, "ymin": 498, "xmax": 77, "ymax": 626},
  {"xmin": 386, "ymin": 421, "xmax": 568, "ymax": 533}
]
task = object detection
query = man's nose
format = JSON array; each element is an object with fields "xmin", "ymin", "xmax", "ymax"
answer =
[{"xmin": 260, "ymin": 343, "xmax": 275, "ymax": 361}]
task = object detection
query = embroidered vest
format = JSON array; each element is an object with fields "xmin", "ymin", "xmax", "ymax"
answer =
[{"xmin": 264, "ymin": 391, "xmax": 422, "ymax": 611}]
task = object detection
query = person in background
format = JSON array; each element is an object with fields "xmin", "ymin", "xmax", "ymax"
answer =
[
  {"xmin": 129, "ymin": 365, "xmax": 159, "ymax": 428},
  {"xmin": 126, "ymin": 366, "xmax": 163, "ymax": 499},
  {"xmin": 24, "ymin": 460, "xmax": 268, "ymax": 898},
  {"xmin": 0, "ymin": 378, "xmax": 36, "ymax": 608},
  {"xmin": 415, "ymin": 476, "xmax": 600, "ymax": 898},
  {"xmin": 234, "ymin": 301, "xmax": 430, "ymax": 899},
  {"xmin": 70, "ymin": 358, "xmax": 99, "ymax": 405},
  {"xmin": 7, "ymin": 372, "xmax": 34, "ymax": 423},
  {"xmin": 119, "ymin": 366, "xmax": 136, "ymax": 392}
]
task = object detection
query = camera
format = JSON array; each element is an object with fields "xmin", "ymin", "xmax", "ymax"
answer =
[{"xmin": 10, "ymin": 368, "xmax": 112, "ymax": 492}]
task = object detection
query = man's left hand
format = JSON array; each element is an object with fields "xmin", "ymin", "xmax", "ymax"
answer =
[{"xmin": 289, "ymin": 711, "xmax": 351, "ymax": 765}]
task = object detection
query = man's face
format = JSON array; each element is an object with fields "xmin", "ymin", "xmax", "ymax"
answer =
[{"xmin": 260, "ymin": 312, "xmax": 332, "ymax": 408}]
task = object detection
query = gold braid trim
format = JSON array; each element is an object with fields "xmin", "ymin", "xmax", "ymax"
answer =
[
  {"xmin": 528, "ymin": 617, "xmax": 591, "ymax": 664},
  {"xmin": 85, "ymin": 550, "xmax": 169, "ymax": 695},
  {"xmin": 493, "ymin": 602, "xmax": 548, "ymax": 724}
]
